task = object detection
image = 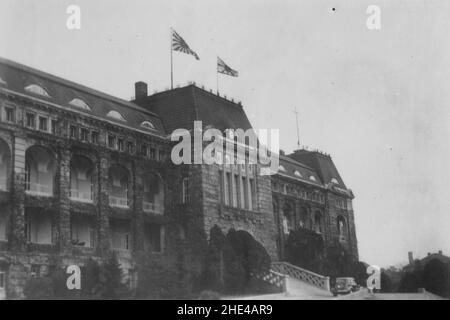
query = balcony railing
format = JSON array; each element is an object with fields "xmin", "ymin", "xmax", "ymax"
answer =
[
  {"xmin": 70, "ymin": 189, "xmax": 93, "ymax": 203},
  {"xmin": 143, "ymin": 201, "xmax": 163, "ymax": 215},
  {"xmin": 109, "ymin": 196, "xmax": 129, "ymax": 208},
  {"xmin": 25, "ymin": 182, "xmax": 52, "ymax": 196}
]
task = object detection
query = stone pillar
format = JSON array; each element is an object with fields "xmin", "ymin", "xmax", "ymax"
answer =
[
  {"xmin": 133, "ymin": 163, "xmax": 145, "ymax": 254},
  {"xmin": 57, "ymin": 148, "xmax": 71, "ymax": 253},
  {"xmin": 97, "ymin": 152, "xmax": 111, "ymax": 256},
  {"xmin": 10, "ymin": 136, "xmax": 26, "ymax": 251}
]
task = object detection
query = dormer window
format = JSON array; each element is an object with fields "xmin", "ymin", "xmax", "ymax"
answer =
[
  {"xmin": 106, "ymin": 110, "xmax": 126, "ymax": 121},
  {"xmin": 0, "ymin": 76, "xmax": 6, "ymax": 85},
  {"xmin": 294, "ymin": 170, "xmax": 302, "ymax": 178},
  {"xmin": 25, "ymin": 84, "xmax": 51, "ymax": 97},
  {"xmin": 309, "ymin": 175, "xmax": 317, "ymax": 182},
  {"xmin": 69, "ymin": 98, "xmax": 91, "ymax": 111},
  {"xmin": 278, "ymin": 165, "xmax": 286, "ymax": 172},
  {"xmin": 331, "ymin": 178, "xmax": 339, "ymax": 184},
  {"xmin": 141, "ymin": 121, "xmax": 155, "ymax": 130}
]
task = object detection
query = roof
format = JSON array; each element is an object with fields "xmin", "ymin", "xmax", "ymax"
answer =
[
  {"xmin": 278, "ymin": 155, "xmax": 323, "ymax": 186},
  {"xmin": 288, "ymin": 149, "xmax": 347, "ymax": 188},
  {"xmin": 0, "ymin": 57, "xmax": 166, "ymax": 137},
  {"xmin": 134, "ymin": 85, "xmax": 253, "ymax": 133}
]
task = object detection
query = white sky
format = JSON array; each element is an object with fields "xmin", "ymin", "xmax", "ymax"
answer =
[{"xmin": 1, "ymin": 0, "xmax": 449, "ymax": 267}]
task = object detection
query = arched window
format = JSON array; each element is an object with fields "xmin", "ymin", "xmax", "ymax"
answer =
[
  {"xmin": 0, "ymin": 76, "xmax": 6, "ymax": 85},
  {"xmin": 69, "ymin": 98, "xmax": 91, "ymax": 111},
  {"xmin": 106, "ymin": 110, "xmax": 126, "ymax": 121},
  {"xmin": 282, "ymin": 203, "xmax": 294, "ymax": 234},
  {"xmin": 0, "ymin": 139, "xmax": 11, "ymax": 191},
  {"xmin": 141, "ymin": 121, "xmax": 155, "ymax": 130},
  {"xmin": 278, "ymin": 165, "xmax": 286, "ymax": 172},
  {"xmin": 309, "ymin": 175, "xmax": 317, "ymax": 182},
  {"xmin": 25, "ymin": 84, "xmax": 51, "ymax": 97},
  {"xmin": 109, "ymin": 165, "xmax": 129, "ymax": 208},
  {"xmin": 25, "ymin": 146, "xmax": 56, "ymax": 196},
  {"xmin": 142, "ymin": 172, "xmax": 164, "ymax": 215},
  {"xmin": 294, "ymin": 170, "xmax": 302, "ymax": 178},
  {"xmin": 331, "ymin": 177, "xmax": 339, "ymax": 184},
  {"xmin": 314, "ymin": 211, "xmax": 323, "ymax": 234},
  {"xmin": 297, "ymin": 207, "xmax": 309, "ymax": 229},
  {"xmin": 70, "ymin": 156, "xmax": 94, "ymax": 203},
  {"xmin": 337, "ymin": 216, "xmax": 347, "ymax": 241}
]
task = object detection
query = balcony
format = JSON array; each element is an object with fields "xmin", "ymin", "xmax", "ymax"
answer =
[
  {"xmin": 70, "ymin": 189, "xmax": 93, "ymax": 203},
  {"xmin": 25, "ymin": 182, "xmax": 52, "ymax": 197},
  {"xmin": 143, "ymin": 201, "xmax": 162, "ymax": 215},
  {"xmin": 109, "ymin": 195, "xmax": 129, "ymax": 208}
]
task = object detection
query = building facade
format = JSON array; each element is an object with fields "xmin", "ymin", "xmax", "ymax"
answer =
[{"xmin": 0, "ymin": 58, "xmax": 357, "ymax": 299}]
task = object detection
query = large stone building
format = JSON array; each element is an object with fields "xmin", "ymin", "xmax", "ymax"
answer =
[{"xmin": 0, "ymin": 57, "xmax": 357, "ymax": 299}]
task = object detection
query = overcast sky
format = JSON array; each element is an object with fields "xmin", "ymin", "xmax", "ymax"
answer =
[{"xmin": 1, "ymin": 0, "xmax": 449, "ymax": 267}]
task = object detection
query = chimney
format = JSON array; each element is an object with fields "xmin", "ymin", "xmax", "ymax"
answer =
[
  {"xmin": 408, "ymin": 251, "xmax": 414, "ymax": 264},
  {"xmin": 439, "ymin": 250, "xmax": 443, "ymax": 255},
  {"xmin": 135, "ymin": 81, "xmax": 148, "ymax": 100}
]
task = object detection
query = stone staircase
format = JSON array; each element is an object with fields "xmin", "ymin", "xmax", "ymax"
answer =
[{"xmin": 250, "ymin": 261, "xmax": 333, "ymax": 299}]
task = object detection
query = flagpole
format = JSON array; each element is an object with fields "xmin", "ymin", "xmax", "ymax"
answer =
[
  {"xmin": 216, "ymin": 61, "xmax": 219, "ymax": 94},
  {"xmin": 170, "ymin": 28, "xmax": 173, "ymax": 89},
  {"xmin": 294, "ymin": 106, "xmax": 300, "ymax": 149}
]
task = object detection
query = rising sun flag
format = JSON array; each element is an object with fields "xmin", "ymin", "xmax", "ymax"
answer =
[{"xmin": 171, "ymin": 29, "xmax": 200, "ymax": 60}]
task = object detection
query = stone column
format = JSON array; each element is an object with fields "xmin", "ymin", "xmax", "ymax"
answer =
[
  {"xmin": 133, "ymin": 163, "xmax": 145, "ymax": 255},
  {"xmin": 97, "ymin": 152, "xmax": 111, "ymax": 256},
  {"xmin": 10, "ymin": 136, "xmax": 26, "ymax": 251},
  {"xmin": 57, "ymin": 148, "xmax": 71, "ymax": 253}
]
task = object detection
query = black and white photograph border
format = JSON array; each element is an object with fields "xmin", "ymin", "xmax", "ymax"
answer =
[{"xmin": 0, "ymin": 0, "xmax": 449, "ymax": 301}]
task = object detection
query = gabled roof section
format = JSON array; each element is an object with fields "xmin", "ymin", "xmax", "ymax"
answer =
[
  {"xmin": 134, "ymin": 85, "xmax": 253, "ymax": 134},
  {"xmin": 0, "ymin": 57, "xmax": 166, "ymax": 137}
]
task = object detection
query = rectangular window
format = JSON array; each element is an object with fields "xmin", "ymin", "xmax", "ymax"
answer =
[
  {"xmin": 108, "ymin": 135, "xmax": 116, "ymax": 149},
  {"xmin": 150, "ymin": 148, "xmax": 156, "ymax": 159},
  {"xmin": 26, "ymin": 113, "xmax": 35, "ymax": 128},
  {"xmin": 145, "ymin": 224, "xmax": 163, "ymax": 253},
  {"xmin": 51, "ymin": 119, "xmax": 57, "ymax": 134},
  {"xmin": 91, "ymin": 131, "xmax": 99, "ymax": 144},
  {"xmin": 80, "ymin": 128, "xmax": 89, "ymax": 142},
  {"xmin": 233, "ymin": 175, "xmax": 239, "ymax": 207},
  {"xmin": 127, "ymin": 141, "xmax": 134, "ymax": 154},
  {"xmin": 70, "ymin": 125, "xmax": 77, "ymax": 139},
  {"xmin": 240, "ymin": 177, "xmax": 246, "ymax": 209},
  {"xmin": 38, "ymin": 116, "xmax": 48, "ymax": 132},
  {"xmin": 141, "ymin": 144, "xmax": 148, "ymax": 157},
  {"xmin": 224, "ymin": 172, "xmax": 230, "ymax": 205},
  {"xmin": 249, "ymin": 178, "xmax": 255, "ymax": 211},
  {"xmin": 182, "ymin": 177, "xmax": 189, "ymax": 204},
  {"xmin": 118, "ymin": 138, "xmax": 124, "ymax": 151},
  {"xmin": 5, "ymin": 106, "xmax": 15, "ymax": 122},
  {"xmin": 0, "ymin": 271, "xmax": 4, "ymax": 289}
]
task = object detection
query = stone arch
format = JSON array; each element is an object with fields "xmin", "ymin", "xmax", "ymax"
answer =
[
  {"xmin": 142, "ymin": 171, "xmax": 164, "ymax": 215},
  {"xmin": 297, "ymin": 206, "xmax": 310, "ymax": 229},
  {"xmin": 70, "ymin": 155, "xmax": 95, "ymax": 202},
  {"xmin": 313, "ymin": 210, "xmax": 323, "ymax": 234},
  {"xmin": 108, "ymin": 164, "xmax": 130, "ymax": 208},
  {"xmin": 25, "ymin": 145, "xmax": 56, "ymax": 196},
  {"xmin": 282, "ymin": 202, "xmax": 294, "ymax": 234}
]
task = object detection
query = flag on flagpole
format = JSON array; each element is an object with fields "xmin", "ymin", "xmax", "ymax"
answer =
[
  {"xmin": 217, "ymin": 57, "xmax": 238, "ymax": 77},
  {"xmin": 172, "ymin": 29, "xmax": 200, "ymax": 60}
]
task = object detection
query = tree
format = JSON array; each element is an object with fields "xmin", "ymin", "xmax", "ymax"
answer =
[
  {"xmin": 97, "ymin": 252, "xmax": 127, "ymax": 299},
  {"xmin": 285, "ymin": 228, "xmax": 324, "ymax": 273},
  {"xmin": 422, "ymin": 259, "xmax": 449, "ymax": 297}
]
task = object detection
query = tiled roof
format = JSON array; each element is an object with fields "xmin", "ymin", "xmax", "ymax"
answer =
[{"xmin": 0, "ymin": 57, "xmax": 166, "ymax": 137}]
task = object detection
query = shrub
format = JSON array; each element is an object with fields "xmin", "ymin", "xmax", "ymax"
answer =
[{"xmin": 23, "ymin": 276, "xmax": 55, "ymax": 300}]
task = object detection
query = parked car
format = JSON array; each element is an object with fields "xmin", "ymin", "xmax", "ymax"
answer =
[{"xmin": 332, "ymin": 277, "xmax": 360, "ymax": 296}]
